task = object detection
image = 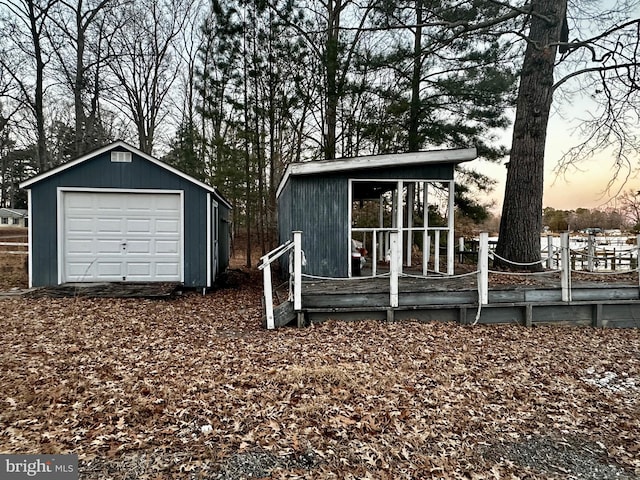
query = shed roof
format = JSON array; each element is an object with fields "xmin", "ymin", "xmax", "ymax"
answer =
[
  {"xmin": 20, "ymin": 140, "xmax": 232, "ymax": 210},
  {"xmin": 276, "ymin": 147, "xmax": 477, "ymax": 198}
]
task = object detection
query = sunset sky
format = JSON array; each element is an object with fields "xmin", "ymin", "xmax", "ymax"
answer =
[
  {"xmin": 471, "ymin": 0, "xmax": 640, "ymax": 215},
  {"xmin": 472, "ymin": 105, "xmax": 639, "ymax": 214}
]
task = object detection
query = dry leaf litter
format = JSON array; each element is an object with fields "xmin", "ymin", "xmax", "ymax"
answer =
[{"xmin": 1, "ymin": 273, "xmax": 639, "ymax": 479}]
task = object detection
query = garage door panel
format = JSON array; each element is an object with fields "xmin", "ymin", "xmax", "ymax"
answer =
[
  {"xmin": 126, "ymin": 219, "xmax": 152, "ymax": 233},
  {"xmin": 96, "ymin": 239, "xmax": 124, "ymax": 254},
  {"xmin": 66, "ymin": 239, "xmax": 94, "ymax": 254},
  {"xmin": 155, "ymin": 219, "xmax": 179, "ymax": 233},
  {"xmin": 156, "ymin": 240, "xmax": 179, "ymax": 254},
  {"xmin": 66, "ymin": 218, "xmax": 94, "ymax": 234},
  {"xmin": 96, "ymin": 218, "xmax": 124, "ymax": 233},
  {"xmin": 155, "ymin": 262, "xmax": 180, "ymax": 277},
  {"xmin": 126, "ymin": 262, "xmax": 151, "ymax": 277},
  {"xmin": 96, "ymin": 262, "xmax": 124, "ymax": 277},
  {"xmin": 63, "ymin": 191, "xmax": 182, "ymax": 283},
  {"xmin": 126, "ymin": 239, "xmax": 151, "ymax": 254},
  {"xmin": 66, "ymin": 262, "xmax": 95, "ymax": 278}
]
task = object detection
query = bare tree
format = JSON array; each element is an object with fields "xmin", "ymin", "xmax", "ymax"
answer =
[
  {"xmin": 0, "ymin": 0, "xmax": 58, "ymax": 172},
  {"xmin": 48, "ymin": 0, "xmax": 118, "ymax": 156},
  {"xmin": 619, "ymin": 189, "xmax": 640, "ymax": 228},
  {"xmin": 105, "ymin": 0, "xmax": 189, "ymax": 154},
  {"xmin": 495, "ymin": 0, "xmax": 639, "ymax": 268}
]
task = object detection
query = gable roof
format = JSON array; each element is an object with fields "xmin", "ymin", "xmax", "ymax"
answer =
[
  {"xmin": 0, "ymin": 208, "xmax": 28, "ymax": 218},
  {"xmin": 19, "ymin": 140, "xmax": 232, "ymax": 210},
  {"xmin": 276, "ymin": 147, "xmax": 477, "ymax": 198}
]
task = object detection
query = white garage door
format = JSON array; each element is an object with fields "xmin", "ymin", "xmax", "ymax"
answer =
[{"xmin": 62, "ymin": 191, "xmax": 182, "ymax": 282}]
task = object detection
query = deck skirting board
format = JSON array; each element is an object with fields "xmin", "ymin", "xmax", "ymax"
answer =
[{"xmin": 304, "ymin": 300, "xmax": 640, "ymax": 328}]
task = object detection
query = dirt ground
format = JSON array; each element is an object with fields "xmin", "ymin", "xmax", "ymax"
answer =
[{"xmin": 1, "ymin": 267, "xmax": 639, "ymax": 479}]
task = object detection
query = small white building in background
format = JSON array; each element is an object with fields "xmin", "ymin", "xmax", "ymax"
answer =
[{"xmin": 0, "ymin": 208, "xmax": 28, "ymax": 227}]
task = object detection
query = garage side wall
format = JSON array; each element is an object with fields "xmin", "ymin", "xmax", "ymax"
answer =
[
  {"xmin": 217, "ymin": 203, "xmax": 231, "ymax": 274},
  {"xmin": 28, "ymin": 150, "xmax": 211, "ymax": 287}
]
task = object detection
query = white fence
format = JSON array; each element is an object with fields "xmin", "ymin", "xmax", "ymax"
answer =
[{"xmin": 0, "ymin": 241, "xmax": 28, "ymax": 255}]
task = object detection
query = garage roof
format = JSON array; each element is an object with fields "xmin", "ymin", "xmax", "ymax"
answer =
[{"xmin": 20, "ymin": 140, "xmax": 232, "ymax": 210}]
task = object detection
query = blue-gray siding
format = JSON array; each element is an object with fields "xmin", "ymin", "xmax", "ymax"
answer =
[{"xmin": 28, "ymin": 148, "xmax": 230, "ymax": 287}]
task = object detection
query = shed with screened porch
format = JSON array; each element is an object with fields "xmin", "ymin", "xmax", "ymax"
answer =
[{"xmin": 276, "ymin": 147, "xmax": 477, "ymax": 278}]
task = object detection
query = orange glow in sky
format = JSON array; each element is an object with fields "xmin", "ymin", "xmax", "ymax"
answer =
[{"xmin": 471, "ymin": 112, "xmax": 639, "ymax": 213}]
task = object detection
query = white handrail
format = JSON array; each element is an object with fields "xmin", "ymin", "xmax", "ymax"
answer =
[
  {"xmin": 260, "ymin": 232, "xmax": 303, "ymax": 330},
  {"xmin": 258, "ymin": 240, "xmax": 292, "ymax": 270},
  {"xmin": 260, "ymin": 240, "xmax": 294, "ymax": 330}
]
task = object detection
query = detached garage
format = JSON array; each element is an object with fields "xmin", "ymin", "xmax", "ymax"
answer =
[{"xmin": 20, "ymin": 141, "xmax": 231, "ymax": 288}]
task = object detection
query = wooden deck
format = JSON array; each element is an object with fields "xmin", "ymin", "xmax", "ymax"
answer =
[{"xmin": 297, "ymin": 273, "xmax": 640, "ymax": 328}]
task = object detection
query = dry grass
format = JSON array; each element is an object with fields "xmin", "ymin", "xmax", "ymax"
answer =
[{"xmin": 0, "ymin": 227, "xmax": 28, "ymax": 290}]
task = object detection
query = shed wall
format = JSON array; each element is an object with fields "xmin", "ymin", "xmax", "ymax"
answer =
[
  {"xmin": 29, "ymin": 149, "xmax": 214, "ymax": 287},
  {"xmin": 279, "ymin": 175, "xmax": 349, "ymax": 277},
  {"xmin": 217, "ymin": 203, "xmax": 231, "ymax": 274}
]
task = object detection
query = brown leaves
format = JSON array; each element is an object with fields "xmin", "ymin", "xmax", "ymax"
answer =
[{"xmin": 1, "ymin": 281, "xmax": 639, "ymax": 479}]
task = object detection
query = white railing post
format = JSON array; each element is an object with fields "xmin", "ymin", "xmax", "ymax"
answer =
[
  {"xmin": 263, "ymin": 265, "xmax": 275, "ymax": 330},
  {"xmin": 561, "ymin": 232, "xmax": 572, "ymax": 302},
  {"xmin": 478, "ymin": 232, "xmax": 489, "ymax": 305},
  {"xmin": 372, "ymin": 230, "xmax": 378, "ymax": 277},
  {"xmin": 389, "ymin": 231, "xmax": 399, "ymax": 308},
  {"xmin": 423, "ymin": 231, "xmax": 430, "ymax": 276},
  {"xmin": 293, "ymin": 231, "xmax": 302, "ymax": 311},
  {"xmin": 434, "ymin": 231, "xmax": 440, "ymax": 274},
  {"xmin": 587, "ymin": 233, "xmax": 595, "ymax": 272}
]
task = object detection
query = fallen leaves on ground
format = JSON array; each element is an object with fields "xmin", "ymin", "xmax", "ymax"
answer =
[{"xmin": 1, "ymin": 276, "xmax": 639, "ymax": 479}]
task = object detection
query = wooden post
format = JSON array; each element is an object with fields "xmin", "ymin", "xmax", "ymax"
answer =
[
  {"xmin": 587, "ymin": 234, "xmax": 595, "ymax": 271},
  {"xmin": 447, "ymin": 180, "xmax": 455, "ymax": 275},
  {"xmin": 434, "ymin": 231, "xmax": 440, "ymax": 274},
  {"xmin": 459, "ymin": 237, "xmax": 465, "ymax": 264},
  {"xmin": 293, "ymin": 231, "xmax": 302, "ymax": 311},
  {"xmin": 561, "ymin": 232, "xmax": 572, "ymax": 302},
  {"xmin": 406, "ymin": 182, "xmax": 414, "ymax": 267},
  {"xmin": 390, "ymin": 231, "xmax": 399, "ymax": 308},
  {"xmin": 263, "ymin": 263, "xmax": 275, "ymax": 330},
  {"xmin": 612, "ymin": 248, "xmax": 616, "ymax": 271},
  {"xmin": 546, "ymin": 235, "xmax": 553, "ymax": 269},
  {"xmin": 478, "ymin": 232, "xmax": 489, "ymax": 305}
]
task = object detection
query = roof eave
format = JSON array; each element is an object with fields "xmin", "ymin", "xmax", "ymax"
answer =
[{"xmin": 276, "ymin": 147, "xmax": 477, "ymax": 198}]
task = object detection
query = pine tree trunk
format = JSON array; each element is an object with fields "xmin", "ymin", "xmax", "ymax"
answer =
[
  {"xmin": 495, "ymin": 0, "xmax": 567, "ymax": 271},
  {"xmin": 408, "ymin": 0, "xmax": 423, "ymax": 153}
]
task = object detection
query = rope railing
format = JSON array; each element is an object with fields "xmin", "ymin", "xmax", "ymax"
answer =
[
  {"xmin": 267, "ymin": 231, "xmax": 640, "ymax": 328},
  {"xmin": 301, "ymin": 272, "xmax": 391, "ymax": 281},
  {"xmin": 489, "ymin": 250, "xmax": 548, "ymax": 267}
]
